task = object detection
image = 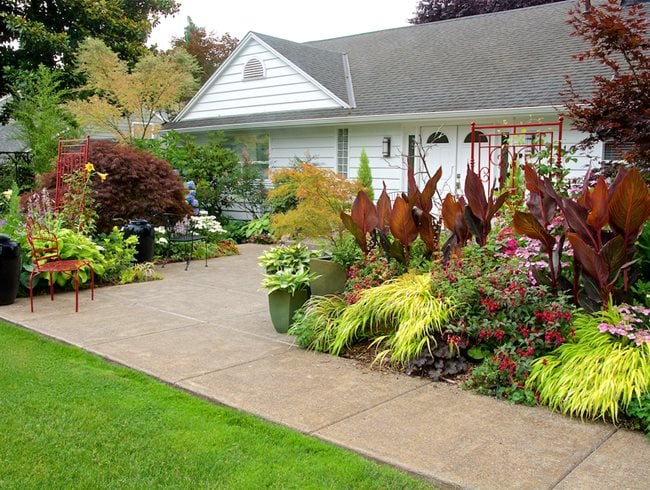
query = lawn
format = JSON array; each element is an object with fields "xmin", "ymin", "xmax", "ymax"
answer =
[{"xmin": 0, "ymin": 322, "xmax": 432, "ymax": 489}]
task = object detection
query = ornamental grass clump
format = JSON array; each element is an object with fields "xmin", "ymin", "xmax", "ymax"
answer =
[
  {"xmin": 527, "ymin": 304, "xmax": 650, "ymax": 422},
  {"xmin": 289, "ymin": 295, "xmax": 349, "ymax": 351},
  {"xmin": 330, "ymin": 273, "xmax": 457, "ymax": 366}
]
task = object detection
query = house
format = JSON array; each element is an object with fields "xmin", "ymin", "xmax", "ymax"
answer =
[{"xmin": 164, "ymin": 0, "xmax": 612, "ymax": 200}]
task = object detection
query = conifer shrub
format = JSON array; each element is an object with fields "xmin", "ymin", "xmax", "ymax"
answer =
[{"xmin": 357, "ymin": 148, "xmax": 374, "ymax": 201}]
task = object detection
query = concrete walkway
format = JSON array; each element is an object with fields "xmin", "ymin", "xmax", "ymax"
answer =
[{"xmin": 1, "ymin": 244, "xmax": 648, "ymax": 489}]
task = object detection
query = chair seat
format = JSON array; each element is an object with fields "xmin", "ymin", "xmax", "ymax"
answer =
[
  {"xmin": 168, "ymin": 233, "xmax": 203, "ymax": 243},
  {"xmin": 36, "ymin": 259, "xmax": 89, "ymax": 273}
]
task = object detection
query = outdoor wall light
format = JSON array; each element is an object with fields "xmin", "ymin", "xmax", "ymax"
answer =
[{"xmin": 382, "ymin": 136, "xmax": 391, "ymax": 157}]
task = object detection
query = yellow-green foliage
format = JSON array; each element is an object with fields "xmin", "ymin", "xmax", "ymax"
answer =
[
  {"xmin": 268, "ymin": 163, "xmax": 360, "ymax": 242},
  {"xmin": 330, "ymin": 273, "xmax": 457, "ymax": 366},
  {"xmin": 527, "ymin": 308, "xmax": 650, "ymax": 422},
  {"xmin": 290, "ymin": 295, "xmax": 349, "ymax": 352}
]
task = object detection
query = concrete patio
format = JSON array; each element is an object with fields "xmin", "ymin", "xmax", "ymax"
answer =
[{"xmin": 1, "ymin": 243, "xmax": 648, "ymax": 489}]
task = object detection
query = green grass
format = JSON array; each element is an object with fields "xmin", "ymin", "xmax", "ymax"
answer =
[{"xmin": 0, "ymin": 322, "xmax": 432, "ymax": 489}]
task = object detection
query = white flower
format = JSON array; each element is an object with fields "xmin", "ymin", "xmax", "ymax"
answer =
[
  {"xmin": 2, "ymin": 189, "xmax": 11, "ymax": 200},
  {"xmin": 190, "ymin": 214, "xmax": 224, "ymax": 234}
]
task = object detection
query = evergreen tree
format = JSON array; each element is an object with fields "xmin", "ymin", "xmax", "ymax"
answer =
[{"xmin": 357, "ymin": 149, "xmax": 374, "ymax": 201}]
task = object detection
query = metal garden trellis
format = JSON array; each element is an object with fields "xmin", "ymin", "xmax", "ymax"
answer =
[
  {"xmin": 469, "ymin": 117, "xmax": 564, "ymax": 193},
  {"xmin": 54, "ymin": 136, "xmax": 90, "ymax": 212}
]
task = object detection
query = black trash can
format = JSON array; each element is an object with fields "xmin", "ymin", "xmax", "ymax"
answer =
[
  {"xmin": 121, "ymin": 220, "xmax": 155, "ymax": 263},
  {"xmin": 0, "ymin": 234, "xmax": 21, "ymax": 305}
]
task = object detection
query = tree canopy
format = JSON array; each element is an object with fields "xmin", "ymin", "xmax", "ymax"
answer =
[
  {"xmin": 68, "ymin": 38, "xmax": 199, "ymax": 142},
  {"xmin": 563, "ymin": 0, "xmax": 650, "ymax": 174},
  {"xmin": 7, "ymin": 66, "xmax": 79, "ymax": 174},
  {"xmin": 172, "ymin": 17, "xmax": 239, "ymax": 84},
  {"xmin": 409, "ymin": 0, "xmax": 565, "ymax": 24},
  {"xmin": 0, "ymin": 0, "xmax": 179, "ymax": 98}
]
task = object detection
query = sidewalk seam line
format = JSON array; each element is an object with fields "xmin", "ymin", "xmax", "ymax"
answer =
[
  {"xmin": 85, "ymin": 321, "xmax": 206, "ymax": 346},
  {"xmin": 173, "ymin": 348, "xmax": 294, "ymax": 383},
  {"xmin": 307, "ymin": 381, "xmax": 434, "ymax": 435},
  {"xmin": 550, "ymin": 427, "xmax": 618, "ymax": 489}
]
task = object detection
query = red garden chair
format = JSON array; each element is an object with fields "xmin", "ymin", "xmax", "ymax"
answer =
[{"xmin": 25, "ymin": 218, "xmax": 95, "ymax": 312}]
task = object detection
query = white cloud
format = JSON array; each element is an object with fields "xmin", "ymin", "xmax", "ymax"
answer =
[{"xmin": 148, "ymin": 0, "xmax": 415, "ymax": 48}]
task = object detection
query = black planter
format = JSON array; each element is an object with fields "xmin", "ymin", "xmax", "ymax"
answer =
[
  {"xmin": 121, "ymin": 220, "xmax": 155, "ymax": 263},
  {"xmin": 0, "ymin": 234, "xmax": 20, "ymax": 305}
]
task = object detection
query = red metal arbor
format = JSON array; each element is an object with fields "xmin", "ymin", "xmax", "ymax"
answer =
[
  {"xmin": 54, "ymin": 136, "xmax": 90, "ymax": 211},
  {"xmin": 469, "ymin": 118, "xmax": 564, "ymax": 192}
]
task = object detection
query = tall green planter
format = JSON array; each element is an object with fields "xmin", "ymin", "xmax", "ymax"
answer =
[
  {"xmin": 309, "ymin": 257, "xmax": 347, "ymax": 296},
  {"xmin": 268, "ymin": 288, "xmax": 310, "ymax": 333}
]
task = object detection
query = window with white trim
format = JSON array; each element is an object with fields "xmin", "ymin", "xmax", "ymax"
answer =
[
  {"xmin": 603, "ymin": 141, "xmax": 633, "ymax": 161},
  {"xmin": 337, "ymin": 128, "xmax": 349, "ymax": 178},
  {"xmin": 243, "ymin": 58, "xmax": 265, "ymax": 80}
]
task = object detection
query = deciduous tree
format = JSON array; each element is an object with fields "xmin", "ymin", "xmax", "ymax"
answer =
[
  {"xmin": 409, "ymin": 0, "xmax": 564, "ymax": 24},
  {"xmin": 68, "ymin": 38, "xmax": 199, "ymax": 142},
  {"xmin": 172, "ymin": 17, "xmax": 239, "ymax": 83},
  {"xmin": 563, "ymin": 0, "xmax": 650, "ymax": 175},
  {"xmin": 0, "ymin": 0, "xmax": 179, "ymax": 99}
]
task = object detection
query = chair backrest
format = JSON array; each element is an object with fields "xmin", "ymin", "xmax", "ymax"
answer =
[
  {"xmin": 25, "ymin": 218, "xmax": 62, "ymax": 267},
  {"xmin": 163, "ymin": 213, "xmax": 190, "ymax": 236}
]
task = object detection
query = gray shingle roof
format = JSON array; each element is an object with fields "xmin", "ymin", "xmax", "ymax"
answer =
[
  {"xmin": 253, "ymin": 33, "xmax": 352, "ymax": 105},
  {"xmin": 167, "ymin": 1, "xmax": 607, "ymax": 131}
]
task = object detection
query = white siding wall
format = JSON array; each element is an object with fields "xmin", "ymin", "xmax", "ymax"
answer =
[
  {"xmin": 269, "ymin": 127, "xmax": 336, "ymax": 168},
  {"xmin": 562, "ymin": 126, "xmax": 603, "ymax": 180},
  {"xmin": 183, "ymin": 115, "xmax": 601, "ymax": 220},
  {"xmin": 348, "ymin": 124, "xmax": 403, "ymax": 196},
  {"xmin": 182, "ymin": 38, "xmax": 342, "ymax": 121},
  {"xmin": 268, "ymin": 124, "xmax": 404, "ymax": 197}
]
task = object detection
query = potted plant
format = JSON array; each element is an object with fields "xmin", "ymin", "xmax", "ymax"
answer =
[
  {"xmin": 309, "ymin": 233, "xmax": 360, "ymax": 296},
  {"xmin": 259, "ymin": 244, "xmax": 317, "ymax": 333}
]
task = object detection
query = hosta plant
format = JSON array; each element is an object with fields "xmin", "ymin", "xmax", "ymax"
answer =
[
  {"xmin": 261, "ymin": 268, "xmax": 316, "ymax": 295},
  {"xmin": 258, "ymin": 243, "xmax": 315, "ymax": 274},
  {"xmin": 527, "ymin": 304, "xmax": 650, "ymax": 422}
]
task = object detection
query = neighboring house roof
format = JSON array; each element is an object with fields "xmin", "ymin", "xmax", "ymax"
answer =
[
  {"xmin": 166, "ymin": 0, "xmax": 606, "ymax": 131},
  {"xmin": 0, "ymin": 124, "xmax": 25, "ymax": 153},
  {"xmin": 0, "ymin": 96, "xmax": 26, "ymax": 152}
]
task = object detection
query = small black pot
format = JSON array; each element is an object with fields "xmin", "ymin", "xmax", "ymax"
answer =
[
  {"xmin": 121, "ymin": 220, "xmax": 155, "ymax": 263},
  {"xmin": 0, "ymin": 234, "xmax": 20, "ymax": 305}
]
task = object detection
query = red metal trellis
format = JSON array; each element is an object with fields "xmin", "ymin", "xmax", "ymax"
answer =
[
  {"xmin": 54, "ymin": 136, "xmax": 90, "ymax": 211},
  {"xmin": 469, "ymin": 117, "xmax": 563, "ymax": 193}
]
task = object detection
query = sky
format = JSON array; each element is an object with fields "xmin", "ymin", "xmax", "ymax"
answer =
[{"xmin": 148, "ymin": 0, "xmax": 417, "ymax": 48}]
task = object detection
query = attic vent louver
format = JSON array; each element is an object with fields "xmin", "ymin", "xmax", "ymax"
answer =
[{"xmin": 243, "ymin": 58, "xmax": 265, "ymax": 80}]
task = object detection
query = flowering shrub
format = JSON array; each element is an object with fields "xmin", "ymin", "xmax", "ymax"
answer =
[
  {"xmin": 342, "ymin": 247, "xmax": 404, "ymax": 304},
  {"xmin": 597, "ymin": 304, "xmax": 650, "ymax": 346},
  {"xmin": 190, "ymin": 211, "xmax": 225, "ymax": 237},
  {"xmin": 432, "ymin": 244, "xmax": 575, "ymax": 403},
  {"xmin": 527, "ymin": 306, "xmax": 650, "ymax": 422},
  {"xmin": 58, "ymin": 162, "xmax": 107, "ymax": 234},
  {"xmin": 0, "ymin": 188, "xmax": 12, "ymax": 213},
  {"xmin": 185, "ymin": 180, "xmax": 199, "ymax": 214}
]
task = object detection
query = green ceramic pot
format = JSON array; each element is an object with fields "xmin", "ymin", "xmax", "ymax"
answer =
[
  {"xmin": 309, "ymin": 257, "xmax": 347, "ymax": 296},
  {"xmin": 268, "ymin": 287, "xmax": 310, "ymax": 333}
]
